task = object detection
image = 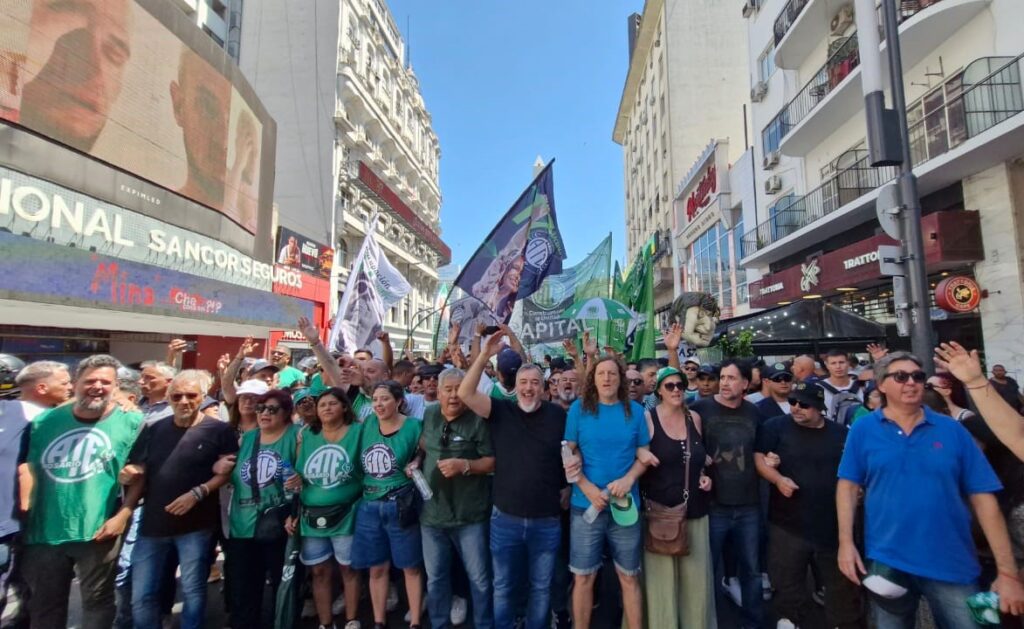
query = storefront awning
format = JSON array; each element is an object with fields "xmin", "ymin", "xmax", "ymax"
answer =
[{"xmin": 717, "ymin": 300, "xmax": 885, "ymax": 352}]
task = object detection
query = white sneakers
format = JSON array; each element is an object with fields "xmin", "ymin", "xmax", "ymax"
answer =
[{"xmin": 332, "ymin": 593, "xmax": 346, "ymax": 616}]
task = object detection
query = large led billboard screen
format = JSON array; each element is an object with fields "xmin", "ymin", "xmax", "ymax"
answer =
[{"xmin": 0, "ymin": 0, "xmax": 273, "ymax": 235}]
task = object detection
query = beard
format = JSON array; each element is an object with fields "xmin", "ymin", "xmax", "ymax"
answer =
[
  {"xmin": 75, "ymin": 393, "xmax": 109, "ymax": 413},
  {"xmin": 558, "ymin": 390, "xmax": 578, "ymax": 404},
  {"xmin": 518, "ymin": 398, "xmax": 541, "ymax": 413}
]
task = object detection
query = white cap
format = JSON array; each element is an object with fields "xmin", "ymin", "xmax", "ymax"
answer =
[{"xmin": 236, "ymin": 379, "xmax": 270, "ymax": 396}]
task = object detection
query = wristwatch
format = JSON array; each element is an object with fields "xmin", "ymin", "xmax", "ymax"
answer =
[{"xmin": 462, "ymin": 459, "xmax": 471, "ymax": 476}]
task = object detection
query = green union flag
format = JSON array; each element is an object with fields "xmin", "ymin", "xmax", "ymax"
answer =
[{"xmin": 613, "ymin": 237, "xmax": 657, "ymax": 361}]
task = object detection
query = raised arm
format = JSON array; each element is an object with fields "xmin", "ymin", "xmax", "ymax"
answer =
[
  {"xmin": 298, "ymin": 317, "xmax": 343, "ymax": 387},
  {"xmin": 504, "ymin": 324, "xmax": 528, "ymax": 362},
  {"xmin": 459, "ymin": 331, "xmax": 506, "ymax": 419},
  {"xmin": 378, "ymin": 331, "xmax": 394, "ymax": 370},
  {"xmin": 165, "ymin": 339, "xmax": 187, "ymax": 371},
  {"xmin": 221, "ymin": 337, "xmax": 257, "ymax": 405},
  {"xmin": 663, "ymin": 323, "xmax": 683, "ymax": 371},
  {"xmin": 936, "ymin": 342, "xmax": 1024, "ymax": 461}
]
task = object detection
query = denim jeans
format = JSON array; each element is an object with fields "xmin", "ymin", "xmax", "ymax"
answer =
[
  {"xmin": 131, "ymin": 529, "xmax": 213, "ymax": 629},
  {"xmin": 870, "ymin": 572, "xmax": 978, "ymax": 629},
  {"xmin": 490, "ymin": 507, "xmax": 561, "ymax": 629},
  {"xmin": 709, "ymin": 504, "xmax": 762, "ymax": 628},
  {"xmin": 421, "ymin": 522, "xmax": 494, "ymax": 629}
]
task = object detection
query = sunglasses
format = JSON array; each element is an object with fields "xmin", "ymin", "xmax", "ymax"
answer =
[
  {"xmin": 884, "ymin": 370, "xmax": 927, "ymax": 384},
  {"xmin": 422, "ymin": 374, "xmax": 439, "ymax": 381},
  {"xmin": 787, "ymin": 398, "xmax": 818, "ymax": 410},
  {"xmin": 296, "ymin": 397, "xmax": 314, "ymax": 405},
  {"xmin": 683, "ymin": 366, "xmax": 698, "ymax": 372},
  {"xmin": 271, "ymin": 351, "xmax": 287, "ymax": 357},
  {"xmin": 770, "ymin": 374, "xmax": 794, "ymax": 383},
  {"xmin": 441, "ymin": 422, "xmax": 453, "ymax": 447},
  {"xmin": 629, "ymin": 378, "xmax": 644, "ymax": 386},
  {"xmin": 661, "ymin": 382, "xmax": 686, "ymax": 392},
  {"xmin": 255, "ymin": 404, "xmax": 283, "ymax": 414},
  {"xmin": 170, "ymin": 392, "xmax": 200, "ymax": 401}
]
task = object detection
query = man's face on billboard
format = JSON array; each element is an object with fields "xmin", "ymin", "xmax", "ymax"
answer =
[
  {"xmin": 171, "ymin": 51, "xmax": 229, "ymax": 203},
  {"xmin": 22, "ymin": 0, "xmax": 132, "ymax": 151}
]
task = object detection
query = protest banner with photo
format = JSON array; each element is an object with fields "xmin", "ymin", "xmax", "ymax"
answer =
[
  {"xmin": 453, "ymin": 161, "xmax": 565, "ymax": 323},
  {"xmin": 512, "ymin": 234, "xmax": 613, "ymax": 361},
  {"xmin": 328, "ymin": 216, "xmax": 410, "ymax": 355}
]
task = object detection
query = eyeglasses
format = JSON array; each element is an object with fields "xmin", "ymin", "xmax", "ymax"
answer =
[
  {"xmin": 629, "ymin": 378, "xmax": 643, "ymax": 386},
  {"xmin": 441, "ymin": 422, "xmax": 452, "ymax": 447},
  {"xmin": 170, "ymin": 392, "xmax": 200, "ymax": 401},
  {"xmin": 661, "ymin": 382, "xmax": 686, "ymax": 392},
  {"xmin": 770, "ymin": 374, "xmax": 794, "ymax": 383},
  {"xmin": 422, "ymin": 374, "xmax": 439, "ymax": 381},
  {"xmin": 884, "ymin": 370, "xmax": 927, "ymax": 384},
  {"xmin": 787, "ymin": 399, "xmax": 818, "ymax": 410},
  {"xmin": 255, "ymin": 404, "xmax": 283, "ymax": 414},
  {"xmin": 271, "ymin": 351, "xmax": 287, "ymax": 357}
]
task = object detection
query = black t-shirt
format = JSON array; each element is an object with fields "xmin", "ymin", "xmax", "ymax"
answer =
[
  {"xmin": 755, "ymin": 415, "xmax": 847, "ymax": 548},
  {"xmin": 990, "ymin": 378, "xmax": 1022, "ymax": 411},
  {"xmin": 756, "ymin": 397, "xmax": 787, "ymax": 422},
  {"xmin": 487, "ymin": 399, "xmax": 566, "ymax": 518},
  {"xmin": 690, "ymin": 397, "xmax": 762, "ymax": 507},
  {"xmin": 131, "ymin": 416, "xmax": 239, "ymax": 537}
]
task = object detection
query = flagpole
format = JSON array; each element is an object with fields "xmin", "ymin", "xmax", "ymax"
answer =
[{"xmin": 328, "ymin": 211, "xmax": 379, "ymax": 351}]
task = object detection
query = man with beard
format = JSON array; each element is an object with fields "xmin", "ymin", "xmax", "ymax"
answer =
[
  {"xmin": 459, "ymin": 328, "xmax": 567, "ymax": 629},
  {"xmin": 22, "ymin": 354, "xmax": 144, "ymax": 629},
  {"xmin": 21, "ymin": 0, "xmax": 131, "ymax": 152},
  {"xmin": 552, "ymin": 369, "xmax": 579, "ymax": 411}
]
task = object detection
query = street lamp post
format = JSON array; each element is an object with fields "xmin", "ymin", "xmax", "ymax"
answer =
[
  {"xmin": 854, "ymin": 0, "xmax": 934, "ymax": 371},
  {"xmin": 405, "ymin": 306, "xmax": 442, "ymax": 356}
]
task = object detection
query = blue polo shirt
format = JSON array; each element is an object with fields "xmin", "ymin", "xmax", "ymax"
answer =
[
  {"xmin": 838, "ymin": 407, "xmax": 1001, "ymax": 584},
  {"xmin": 565, "ymin": 400, "xmax": 650, "ymax": 510}
]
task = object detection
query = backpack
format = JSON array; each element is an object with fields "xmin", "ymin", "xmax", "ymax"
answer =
[{"xmin": 819, "ymin": 380, "xmax": 865, "ymax": 426}]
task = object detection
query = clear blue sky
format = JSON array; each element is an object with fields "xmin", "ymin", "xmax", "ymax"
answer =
[{"xmin": 388, "ymin": 0, "xmax": 643, "ymax": 270}]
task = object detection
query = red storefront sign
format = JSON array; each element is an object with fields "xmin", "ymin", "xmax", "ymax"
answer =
[
  {"xmin": 749, "ymin": 211, "xmax": 983, "ymax": 308},
  {"xmin": 935, "ymin": 276, "xmax": 982, "ymax": 313},
  {"xmin": 686, "ymin": 164, "xmax": 717, "ymax": 221},
  {"xmin": 271, "ymin": 264, "xmax": 330, "ymax": 304}
]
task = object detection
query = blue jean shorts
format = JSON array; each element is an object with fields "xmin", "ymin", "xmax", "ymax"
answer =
[
  {"xmin": 351, "ymin": 498, "xmax": 423, "ymax": 569},
  {"xmin": 569, "ymin": 508, "xmax": 642, "ymax": 576},
  {"xmin": 300, "ymin": 534, "xmax": 354, "ymax": 566}
]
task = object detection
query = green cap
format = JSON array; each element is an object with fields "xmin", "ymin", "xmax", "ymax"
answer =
[
  {"xmin": 610, "ymin": 494, "xmax": 638, "ymax": 527},
  {"xmin": 656, "ymin": 366, "xmax": 687, "ymax": 390}
]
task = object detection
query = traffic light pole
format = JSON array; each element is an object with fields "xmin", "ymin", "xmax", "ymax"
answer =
[{"xmin": 855, "ymin": 0, "xmax": 934, "ymax": 371}]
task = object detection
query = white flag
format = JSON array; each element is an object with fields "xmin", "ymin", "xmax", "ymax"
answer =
[{"xmin": 329, "ymin": 226, "xmax": 411, "ymax": 355}]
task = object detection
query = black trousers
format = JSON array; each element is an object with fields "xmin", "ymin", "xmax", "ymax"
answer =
[
  {"xmin": 223, "ymin": 537, "xmax": 288, "ymax": 629},
  {"xmin": 768, "ymin": 523, "xmax": 864, "ymax": 629}
]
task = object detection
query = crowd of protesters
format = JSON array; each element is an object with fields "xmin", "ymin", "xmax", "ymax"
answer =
[{"xmin": 0, "ymin": 317, "xmax": 1023, "ymax": 629}]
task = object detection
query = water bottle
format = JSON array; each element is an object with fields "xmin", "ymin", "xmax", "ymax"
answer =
[
  {"xmin": 561, "ymin": 440, "xmax": 580, "ymax": 483},
  {"xmin": 583, "ymin": 489, "xmax": 609, "ymax": 524},
  {"xmin": 280, "ymin": 460, "xmax": 297, "ymax": 497},
  {"xmin": 411, "ymin": 468, "xmax": 433, "ymax": 501}
]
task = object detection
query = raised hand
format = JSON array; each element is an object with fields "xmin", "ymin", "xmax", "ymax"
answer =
[
  {"xmin": 866, "ymin": 343, "xmax": 889, "ymax": 362},
  {"xmin": 663, "ymin": 323, "xmax": 683, "ymax": 352},
  {"xmin": 297, "ymin": 316, "xmax": 319, "ymax": 343},
  {"xmin": 935, "ymin": 341, "xmax": 986, "ymax": 386}
]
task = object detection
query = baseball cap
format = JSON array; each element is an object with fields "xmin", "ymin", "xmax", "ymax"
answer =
[
  {"xmin": 418, "ymin": 363, "xmax": 443, "ymax": 379},
  {"xmin": 683, "ymin": 359, "xmax": 701, "ymax": 368},
  {"xmin": 292, "ymin": 388, "xmax": 313, "ymax": 404},
  {"xmin": 236, "ymin": 379, "xmax": 270, "ymax": 397},
  {"xmin": 697, "ymin": 364, "xmax": 718, "ymax": 378},
  {"xmin": 199, "ymin": 396, "xmax": 220, "ymax": 411},
  {"xmin": 655, "ymin": 366, "xmax": 687, "ymax": 390},
  {"xmin": 496, "ymin": 348, "xmax": 523, "ymax": 377},
  {"xmin": 762, "ymin": 362, "xmax": 793, "ymax": 379},
  {"xmin": 549, "ymin": 356, "xmax": 568, "ymax": 371},
  {"xmin": 789, "ymin": 382, "xmax": 826, "ymax": 410},
  {"xmin": 249, "ymin": 359, "xmax": 279, "ymax": 375},
  {"xmin": 609, "ymin": 494, "xmax": 639, "ymax": 527},
  {"xmin": 297, "ymin": 356, "xmax": 319, "ymax": 371}
]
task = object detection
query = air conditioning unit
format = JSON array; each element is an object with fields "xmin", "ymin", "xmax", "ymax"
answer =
[
  {"xmin": 762, "ymin": 150, "xmax": 780, "ymax": 169},
  {"xmin": 750, "ymin": 81, "xmax": 768, "ymax": 102},
  {"xmin": 764, "ymin": 175, "xmax": 783, "ymax": 194},
  {"xmin": 741, "ymin": 0, "xmax": 758, "ymax": 18},
  {"xmin": 830, "ymin": 5, "xmax": 854, "ymax": 36}
]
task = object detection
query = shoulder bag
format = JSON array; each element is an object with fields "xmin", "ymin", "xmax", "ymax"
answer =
[
  {"xmin": 247, "ymin": 439, "xmax": 290, "ymax": 541},
  {"xmin": 643, "ymin": 416, "xmax": 691, "ymax": 556}
]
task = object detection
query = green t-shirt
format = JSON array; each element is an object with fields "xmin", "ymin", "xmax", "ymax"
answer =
[
  {"xmin": 419, "ymin": 405, "xmax": 493, "ymax": 528},
  {"xmin": 277, "ymin": 366, "xmax": 306, "ymax": 389},
  {"xmin": 308, "ymin": 373, "xmax": 327, "ymax": 396},
  {"xmin": 359, "ymin": 415, "xmax": 422, "ymax": 499},
  {"xmin": 352, "ymin": 392, "xmax": 374, "ymax": 423},
  {"xmin": 296, "ymin": 423, "xmax": 364, "ymax": 536},
  {"xmin": 26, "ymin": 404, "xmax": 143, "ymax": 545},
  {"xmin": 229, "ymin": 424, "xmax": 300, "ymax": 539},
  {"xmin": 489, "ymin": 382, "xmax": 517, "ymax": 402}
]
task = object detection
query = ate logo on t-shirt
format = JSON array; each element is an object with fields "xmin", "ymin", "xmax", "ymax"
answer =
[
  {"xmin": 362, "ymin": 443, "xmax": 397, "ymax": 479},
  {"xmin": 241, "ymin": 450, "xmax": 283, "ymax": 488},
  {"xmin": 42, "ymin": 428, "xmax": 115, "ymax": 483},
  {"xmin": 303, "ymin": 445, "xmax": 354, "ymax": 489}
]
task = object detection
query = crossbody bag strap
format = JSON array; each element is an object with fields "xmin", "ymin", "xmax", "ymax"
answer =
[
  {"xmin": 247, "ymin": 435, "xmax": 261, "ymax": 503},
  {"xmin": 682, "ymin": 411, "xmax": 692, "ymax": 507}
]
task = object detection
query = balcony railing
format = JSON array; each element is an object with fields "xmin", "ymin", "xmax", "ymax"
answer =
[
  {"xmin": 773, "ymin": 0, "xmax": 810, "ymax": 45},
  {"xmin": 744, "ymin": 54, "xmax": 1024, "ymax": 258}
]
